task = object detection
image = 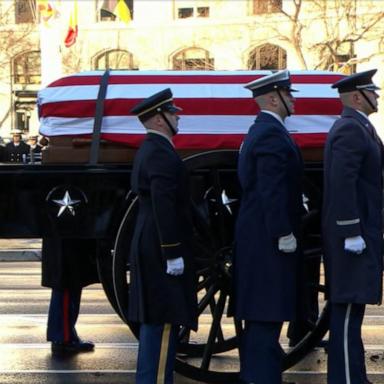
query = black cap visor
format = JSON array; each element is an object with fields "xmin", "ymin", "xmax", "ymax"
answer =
[{"xmin": 163, "ymin": 104, "xmax": 183, "ymax": 114}]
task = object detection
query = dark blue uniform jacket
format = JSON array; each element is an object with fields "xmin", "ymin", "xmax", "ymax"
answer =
[
  {"xmin": 128, "ymin": 132, "xmax": 197, "ymax": 329},
  {"xmin": 322, "ymin": 107, "xmax": 383, "ymax": 304},
  {"xmin": 234, "ymin": 112, "xmax": 304, "ymax": 321}
]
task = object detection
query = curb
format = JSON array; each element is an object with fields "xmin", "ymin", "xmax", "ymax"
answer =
[{"xmin": 0, "ymin": 249, "xmax": 41, "ymax": 262}]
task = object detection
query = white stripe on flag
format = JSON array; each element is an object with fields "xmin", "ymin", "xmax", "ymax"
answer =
[
  {"xmin": 38, "ymin": 83, "xmax": 339, "ymax": 104},
  {"xmin": 39, "ymin": 115, "xmax": 337, "ymax": 136}
]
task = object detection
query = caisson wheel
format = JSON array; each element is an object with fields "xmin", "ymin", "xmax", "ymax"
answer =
[{"xmin": 97, "ymin": 150, "xmax": 329, "ymax": 383}]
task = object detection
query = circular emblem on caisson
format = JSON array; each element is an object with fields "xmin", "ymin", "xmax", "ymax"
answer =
[{"xmin": 45, "ymin": 185, "xmax": 89, "ymax": 237}]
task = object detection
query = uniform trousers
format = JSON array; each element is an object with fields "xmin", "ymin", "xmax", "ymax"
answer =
[
  {"xmin": 328, "ymin": 302, "xmax": 367, "ymax": 384},
  {"xmin": 240, "ymin": 320, "xmax": 283, "ymax": 384},
  {"xmin": 136, "ymin": 323, "xmax": 179, "ymax": 384},
  {"xmin": 47, "ymin": 288, "xmax": 82, "ymax": 343}
]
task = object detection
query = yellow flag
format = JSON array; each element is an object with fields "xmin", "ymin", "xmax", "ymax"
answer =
[{"xmin": 114, "ymin": 0, "xmax": 131, "ymax": 23}]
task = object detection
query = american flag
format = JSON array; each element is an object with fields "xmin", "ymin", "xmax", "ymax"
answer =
[{"xmin": 38, "ymin": 70, "xmax": 344, "ymax": 150}]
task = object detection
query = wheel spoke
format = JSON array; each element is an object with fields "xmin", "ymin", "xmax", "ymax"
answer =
[
  {"xmin": 200, "ymin": 289, "xmax": 227, "ymax": 370},
  {"xmin": 197, "ymin": 276, "xmax": 214, "ymax": 291},
  {"xmin": 208, "ymin": 295, "xmax": 225, "ymax": 343},
  {"xmin": 198, "ymin": 283, "xmax": 220, "ymax": 315}
]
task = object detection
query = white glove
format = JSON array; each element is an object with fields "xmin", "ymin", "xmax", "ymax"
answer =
[
  {"xmin": 166, "ymin": 257, "xmax": 184, "ymax": 276},
  {"xmin": 344, "ymin": 236, "xmax": 366, "ymax": 254},
  {"xmin": 278, "ymin": 233, "xmax": 297, "ymax": 253}
]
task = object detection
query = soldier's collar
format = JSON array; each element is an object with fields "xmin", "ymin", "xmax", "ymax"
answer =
[
  {"xmin": 147, "ymin": 129, "xmax": 175, "ymax": 147},
  {"xmin": 260, "ymin": 110, "xmax": 286, "ymax": 127}
]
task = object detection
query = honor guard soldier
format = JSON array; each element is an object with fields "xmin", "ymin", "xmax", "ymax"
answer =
[
  {"xmin": 42, "ymin": 238, "xmax": 99, "ymax": 354},
  {"xmin": 234, "ymin": 70, "xmax": 304, "ymax": 384},
  {"xmin": 4, "ymin": 129, "xmax": 30, "ymax": 163},
  {"xmin": 323, "ymin": 70, "xmax": 382, "ymax": 384},
  {"xmin": 27, "ymin": 135, "xmax": 43, "ymax": 163},
  {"xmin": 130, "ymin": 88, "xmax": 197, "ymax": 384}
]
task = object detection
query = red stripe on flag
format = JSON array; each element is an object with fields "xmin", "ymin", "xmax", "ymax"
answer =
[
  {"xmin": 40, "ymin": 98, "xmax": 342, "ymax": 118},
  {"xmin": 292, "ymin": 133, "xmax": 327, "ymax": 148},
  {"xmin": 100, "ymin": 132, "xmax": 328, "ymax": 150},
  {"xmin": 47, "ymin": 74, "xmax": 345, "ymax": 88}
]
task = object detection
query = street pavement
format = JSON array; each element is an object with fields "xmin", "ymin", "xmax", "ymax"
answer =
[{"xmin": 2, "ymin": 242, "xmax": 384, "ymax": 383}]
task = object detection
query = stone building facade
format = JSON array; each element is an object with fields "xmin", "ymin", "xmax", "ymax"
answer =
[{"xmin": 0, "ymin": 0, "xmax": 382, "ymax": 138}]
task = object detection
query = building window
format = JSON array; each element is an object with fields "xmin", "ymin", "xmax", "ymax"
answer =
[
  {"xmin": 178, "ymin": 7, "xmax": 193, "ymax": 18},
  {"xmin": 94, "ymin": 49, "xmax": 134, "ymax": 70},
  {"xmin": 13, "ymin": 51, "xmax": 41, "ymax": 84},
  {"xmin": 173, "ymin": 48, "xmax": 214, "ymax": 70},
  {"xmin": 97, "ymin": 0, "xmax": 133, "ymax": 21},
  {"xmin": 177, "ymin": 6, "xmax": 209, "ymax": 19},
  {"xmin": 248, "ymin": 44, "xmax": 287, "ymax": 70},
  {"xmin": 253, "ymin": 0, "xmax": 282, "ymax": 14},
  {"xmin": 15, "ymin": 0, "xmax": 35, "ymax": 23},
  {"xmin": 197, "ymin": 7, "xmax": 209, "ymax": 17}
]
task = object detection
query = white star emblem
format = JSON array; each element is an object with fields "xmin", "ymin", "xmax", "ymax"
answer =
[
  {"xmin": 221, "ymin": 189, "xmax": 238, "ymax": 215},
  {"xmin": 53, "ymin": 191, "xmax": 81, "ymax": 217}
]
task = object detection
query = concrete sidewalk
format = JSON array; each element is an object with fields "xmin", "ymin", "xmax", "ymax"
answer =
[{"xmin": 0, "ymin": 239, "xmax": 41, "ymax": 261}]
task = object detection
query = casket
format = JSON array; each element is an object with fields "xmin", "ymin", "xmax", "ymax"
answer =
[{"xmin": 38, "ymin": 70, "xmax": 344, "ymax": 163}]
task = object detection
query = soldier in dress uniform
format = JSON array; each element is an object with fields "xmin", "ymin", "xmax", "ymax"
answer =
[
  {"xmin": 4, "ymin": 129, "xmax": 30, "ymax": 163},
  {"xmin": 234, "ymin": 70, "xmax": 304, "ymax": 384},
  {"xmin": 27, "ymin": 135, "xmax": 43, "ymax": 163},
  {"xmin": 323, "ymin": 69, "xmax": 383, "ymax": 384},
  {"xmin": 42, "ymin": 238, "xmax": 99, "ymax": 354},
  {"xmin": 129, "ymin": 88, "xmax": 198, "ymax": 384}
]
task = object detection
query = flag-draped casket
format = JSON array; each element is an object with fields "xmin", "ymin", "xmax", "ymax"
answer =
[{"xmin": 38, "ymin": 70, "xmax": 344, "ymax": 151}]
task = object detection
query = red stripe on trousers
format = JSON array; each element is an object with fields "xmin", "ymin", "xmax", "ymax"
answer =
[{"xmin": 63, "ymin": 290, "xmax": 70, "ymax": 343}]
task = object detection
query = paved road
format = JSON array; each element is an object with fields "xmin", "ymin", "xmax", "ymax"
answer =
[
  {"xmin": 0, "ymin": 261, "xmax": 202, "ymax": 384},
  {"xmin": 2, "ymin": 260, "xmax": 384, "ymax": 383}
]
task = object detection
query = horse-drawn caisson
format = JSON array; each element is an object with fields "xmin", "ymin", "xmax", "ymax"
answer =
[{"xmin": 0, "ymin": 70, "xmax": 344, "ymax": 383}]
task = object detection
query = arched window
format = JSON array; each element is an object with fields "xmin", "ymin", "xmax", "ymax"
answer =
[
  {"xmin": 248, "ymin": 44, "xmax": 287, "ymax": 70},
  {"xmin": 13, "ymin": 50, "xmax": 41, "ymax": 84},
  {"xmin": 172, "ymin": 48, "xmax": 214, "ymax": 70},
  {"xmin": 93, "ymin": 49, "xmax": 134, "ymax": 70}
]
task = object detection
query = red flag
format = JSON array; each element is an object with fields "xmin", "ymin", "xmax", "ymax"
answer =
[{"xmin": 64, "ymin": 0, "xmax": 78, "ymax": 48}]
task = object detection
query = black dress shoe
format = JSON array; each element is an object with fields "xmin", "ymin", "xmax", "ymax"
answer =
[{"xmin": 51, "ymin": 340, "xmax": 95, "ymax": 354}]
